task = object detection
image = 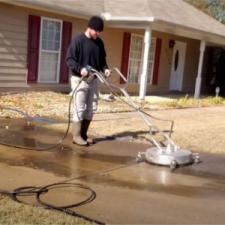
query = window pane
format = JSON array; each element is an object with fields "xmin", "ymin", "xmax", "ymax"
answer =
[
  {"xmin": 41, "ymin": 19, "xmax": 61, "ymax": 51},
  {"xmin": 43, "ymin": 20, "xmax": 48, "ymax": 29},
  {"xmin": 42, "ymin": 29, "xmax": 47, "ymax": 39},
  {"xmin": 42, "ymin": 41, "xmax": 46, "ymax": 50},
  {"xmin": 56, "ymin": 31, "xmax": 60, "ymax": 40},
  {"xmin": 39, "ymin": 52, "xmax": 58, "ymax": 82},
  {"xmin": 55, "ymin": 41, "xmax": 60, "ymax": 50},
  {"xmin": 48, "ymin": 30, "xmax": 54, "ymax": 40}
]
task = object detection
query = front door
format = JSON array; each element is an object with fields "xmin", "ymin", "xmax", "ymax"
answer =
[{"xmin": 169, "ymin": 41, "xmax": 186, "ymax": 91}]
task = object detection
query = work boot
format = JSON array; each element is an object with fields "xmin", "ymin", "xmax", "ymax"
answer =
[
  {"xmin": 72, "ymin": 121, "xmax": 87, "ymax": 146},
  {"xmin": 81, "ymin": 119, "xmax": 95, "ymax": 144}
]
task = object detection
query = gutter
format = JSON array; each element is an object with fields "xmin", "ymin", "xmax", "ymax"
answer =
[{"xmin": 101, "ymin": 12, "xmax": 155, "ymax": 23}]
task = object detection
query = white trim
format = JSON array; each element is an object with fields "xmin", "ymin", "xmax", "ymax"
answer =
[
  {"xmin": 41, "ymin": 49, "xmax": 61, "ymax": 54},
  {"xmin": 102, "ymin": 13, "xmax": 155, "ymax": 22},
  {"xmin": 139, "ymin": 27, "xmax": 151, "ymax": 100},
  {"xmin": 194, "ymin": 40, "xmax": 206, "ymax": 98},
  {"xmin": 38, "ymin": 16, "xmax": 62, "ymax": 84},
  {"xmin": 58, "ymin": 20, "xmax": 63, "ymax": 83}
]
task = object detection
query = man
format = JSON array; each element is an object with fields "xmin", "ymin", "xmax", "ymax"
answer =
[{"xmin": 66, "ymin": 16, "xmax": 110, "ymax": 146}]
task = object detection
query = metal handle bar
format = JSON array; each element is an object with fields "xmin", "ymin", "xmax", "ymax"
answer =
[
  {"xmin": 87, "ymin": 67, "xmax": 179, "ymax": 151},
  {"xmin": 89, "ymin": 67, "xmax": 174, "ymax": 133}
]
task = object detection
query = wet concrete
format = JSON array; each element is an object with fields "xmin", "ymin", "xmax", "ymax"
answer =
[
  {"xmin": 1, "ymin": 118, "xmax": 225, "ymax": 223},
  {"xmin": 76, "ymin": 164, "xmax": 225, "ymax": 224}
]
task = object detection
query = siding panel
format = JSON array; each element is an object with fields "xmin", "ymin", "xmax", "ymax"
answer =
[
  {"xmin": 0, "ymin": 61, "xmax": 26, "ymax": 68},
  {"xmin": 0, "ymin": 39, "xmax": 27, "ymax": 48},
  {"xmin": 0, "ymin": 81, "xmax": 28, "ymax": 87},
  {"xmin": 0, "ymin": 8, "xmax": 27, "ymax": 26},
  {"xmin": 0, "ymin": 23, "xmax": 27, "ymax": 34},
  {"xmin": 0, "ymin": 75, "xmax": 27, "ymax": 81},
  {"xmin": 0, "ymin": 68, "xmax": 27, "ymax": 74},
  {"xmin": 0, "ymin": 32, "xmax": 27, "ymax": 41},
  {"xmin": 0, "ymin": 3, "xmax": 28, "ymax": 87},
  {"xmin": 0, "ymin": 46, "xmax": 27, "ymax": 54},
  {"xmin": 0, "ymin": 53, "xmax": 26, "ymax": 61}
]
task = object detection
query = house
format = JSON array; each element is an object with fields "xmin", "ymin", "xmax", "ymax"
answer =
[{"xmin": 1, "ymin": 0, "xmax": 225, "ymax": 98}]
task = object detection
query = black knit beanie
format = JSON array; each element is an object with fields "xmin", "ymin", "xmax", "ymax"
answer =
[{"xmin": 88, "ymin": 16, "xmax": 104, "ymax": 32}]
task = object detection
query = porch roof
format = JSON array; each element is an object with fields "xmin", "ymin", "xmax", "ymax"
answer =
[
  {"xmin": 103, "ymin": 0, "xmax": 225, "ymax": 45},
  {"xmin": 4, "ymin": 0, "xmax": 225, "ymax": 45}
]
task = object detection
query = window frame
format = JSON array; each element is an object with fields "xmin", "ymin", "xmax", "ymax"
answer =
[
  {"xmin": 127, "ymin": 34, "xmax": 144, "ymax": 84},
  {"xmin": 38, "ymin": 16, "xmax": 63, "ymax": 83},
  {"xmin": 127, "ymin": 33, "xmax": 156, "ymax": 85}
]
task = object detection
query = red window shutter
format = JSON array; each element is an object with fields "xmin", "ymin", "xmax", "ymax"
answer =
[
  {"xmin": 60, "ymin": 21, "xmax": 72, "ymax": 84},
  {"xmin": 120, "ymin": 32, "xmax": 131, "ymax": 84},
  {"xmin": 152, "ymin": 38, "xmax": 162, "ymax": 85},
  {"xmin": 27, "ymin": 15, "xmax": 40, "ymax": 83}
]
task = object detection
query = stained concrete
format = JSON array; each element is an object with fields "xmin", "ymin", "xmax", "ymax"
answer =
[{"xmin": 0, "ymin": 116, "xmax": 225, "ymax": 224}]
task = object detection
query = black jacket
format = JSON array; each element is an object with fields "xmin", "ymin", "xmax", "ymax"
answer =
[{"xmin": 66, "ymin": 33, "xmax": 108, "ymax": 77}]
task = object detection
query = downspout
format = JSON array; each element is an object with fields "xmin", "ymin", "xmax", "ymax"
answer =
[
  {"xmin": 194, "ymin": 40, "xmax": 206, "ymax": 98},
  {"xmin": 139, "ymin": 27, "xmax": 152, "ymax": 100}
]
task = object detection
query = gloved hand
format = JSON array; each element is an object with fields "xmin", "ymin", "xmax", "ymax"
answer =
[
  {"xmin": 104, "ymin": 69, "xmax": 111, "ymax": 77},
  {"xmin": 80, "ymin": 67, "xmax": 89, "ymax": 77}
]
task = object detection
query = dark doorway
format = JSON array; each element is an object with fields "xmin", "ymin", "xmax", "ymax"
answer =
[{"xmin": 204, "ymin": 47, "xmax": 225, "ymax": 96}]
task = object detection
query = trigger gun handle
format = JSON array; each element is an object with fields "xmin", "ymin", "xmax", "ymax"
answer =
[{"xmin": 85, "ymin": 65, "xmax": 95, "ymax": 83}]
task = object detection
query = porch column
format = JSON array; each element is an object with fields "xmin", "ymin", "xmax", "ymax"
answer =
[
  {"xmin": 139, "ymin": 27, "xmax": 152, "ymax": 100},
  {"xmin": 194, "ymin": 40, "xmax": 206, "ymax": 98}
]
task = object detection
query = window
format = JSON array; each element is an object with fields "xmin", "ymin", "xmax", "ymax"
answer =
[
  {"xmin": 128, "ymin": 34, "xmax": 156, "ymax": 84},
  {"xmin": 38, "ymin": 18, "xmax": 62, "ymax": 83}
]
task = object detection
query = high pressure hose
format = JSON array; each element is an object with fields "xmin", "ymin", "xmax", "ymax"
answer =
[
  {"xmin": 0, "ymin": 77, "xmax": 84, "ymax": 151},
  {"xmin": 0, "ymin": 67, "xmax": 174, "ymax": 224},
  {"xmin": 0, "ymin": 182, "xmax": 104, "ymax": 225},
  {"xmin": 0, "ymin": 75, "xmax": 106, "ymax": 224}
]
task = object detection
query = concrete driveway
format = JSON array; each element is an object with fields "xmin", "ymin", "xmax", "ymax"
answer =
[{"xmin": 0, "ymin": 107, "xmax": 225, "ymax": 224}]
